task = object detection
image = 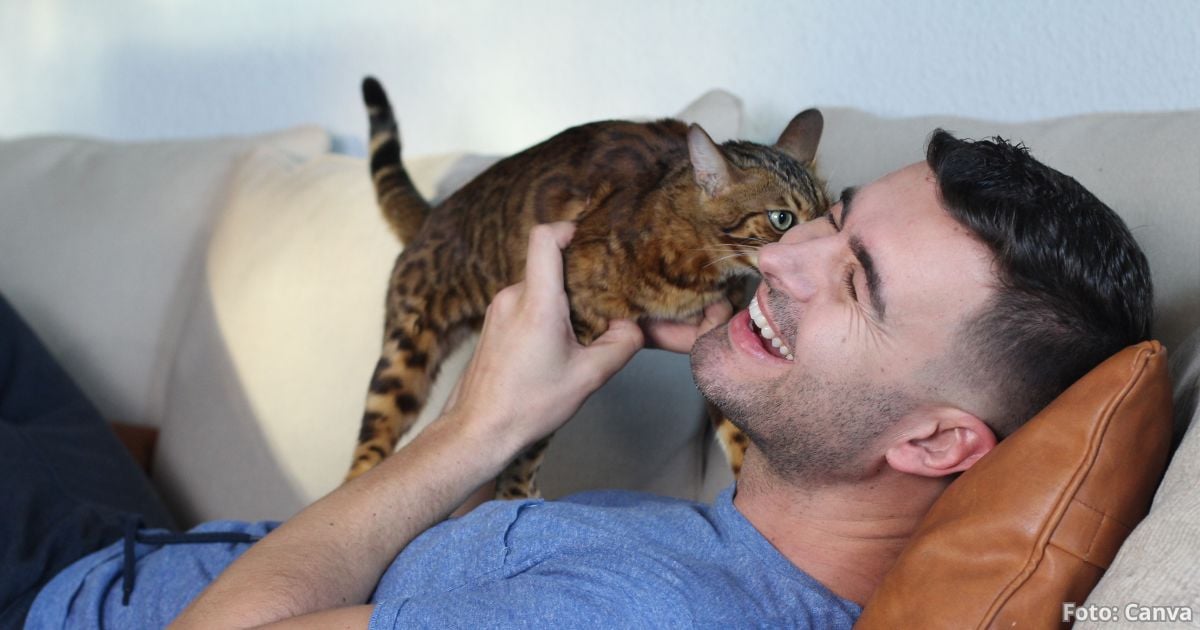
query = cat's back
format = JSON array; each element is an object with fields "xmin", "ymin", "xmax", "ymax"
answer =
[
  {"xmin": 556, "ymin": 118, "xmax": 692, "ymax": 183},
  {"xmin": 503, "ymin": 117, "xmax": 689, "ymax": 183},
  {"xmin": 437, "ymin": 118, "xmax": 690, "ymax": 223},
  {"xmin": 408, "ymin": 118, "xmax": 690, "ymax": 291}
]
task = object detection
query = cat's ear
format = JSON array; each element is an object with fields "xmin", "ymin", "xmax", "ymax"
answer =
[
  {"xmin": 774, "ymin": 108, "xmax": 824, "ymax": 166},
  {"xmin": 688, "ymin": 124, "xmax": 736, "ymax": 197}
]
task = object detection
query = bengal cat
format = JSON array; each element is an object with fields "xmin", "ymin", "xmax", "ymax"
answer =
[{"xmin": 349, "ymin": 76, "xmax": 828, "ymax": 498}]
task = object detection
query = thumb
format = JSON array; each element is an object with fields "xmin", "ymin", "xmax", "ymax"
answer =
[
  {"xmin": 579, "ymin": 319, "xmax": 645, "ymax": 378},
  {"xmin": 698, "ymin": 298, "xmax": 734, "ymax": 335}
]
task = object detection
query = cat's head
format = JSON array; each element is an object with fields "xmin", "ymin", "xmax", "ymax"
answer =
[{"xmin": 686, "ymin": 109, "xmax": 828, "ymax": 274}]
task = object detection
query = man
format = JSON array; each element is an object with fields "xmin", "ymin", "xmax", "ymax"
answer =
[{"xmin": 16, "ymin": 131, "xmax": 1152, "ymax": 628}]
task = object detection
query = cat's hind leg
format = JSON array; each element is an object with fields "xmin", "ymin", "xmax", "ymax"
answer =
[
  {"xmin": 347, "ymin": 249, "xmax": 487, "ymax": 482},
  {"xmin": 346, "ymin": 323, "xmax": 440, "ymax": 481},
  {"xmin": 495, "ymin": 435, "xmax": 552, "ymax": 499},
  {"xmin": 709, "ymin": 403, "xmax": 748, "ymax": 477}
]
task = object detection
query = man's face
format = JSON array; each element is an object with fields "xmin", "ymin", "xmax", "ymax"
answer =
[{"xmin": 692, "ymin": 162, "xmax": 996, "ymax": 483}]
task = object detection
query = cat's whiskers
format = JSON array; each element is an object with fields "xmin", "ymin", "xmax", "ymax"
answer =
[
  {"xmin": 692, "ymin": 244, "xmax": 762, "ymax": 253},
  {"xmin": 703, "ymin": 251, "xmax": 758, "ymax": 269},
  {"xmin": 694, "ymin": 240, "xmax": 771, "ymax": 270}
]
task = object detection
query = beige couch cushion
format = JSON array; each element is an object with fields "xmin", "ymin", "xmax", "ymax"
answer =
[
  {"xmin": 153, "ymin": 149, "xmax": 399, "ymax": 522},
  {"xmin": 0, "ymin": 128, "xmax": 330, "ymax": 428}
]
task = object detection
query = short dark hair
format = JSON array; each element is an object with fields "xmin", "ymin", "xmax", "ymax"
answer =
[{"xmin": 927, "ymin": 130, "xmax": 1154, "ymax": 437}]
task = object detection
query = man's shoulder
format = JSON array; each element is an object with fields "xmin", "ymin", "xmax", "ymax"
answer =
[
  {"xmin": 556, "ymin": 488, "xmax": 703, "ymax": 509},
  {"xmin": 545, "ymin": 488, "xmax": 721, "ymax": 532}
]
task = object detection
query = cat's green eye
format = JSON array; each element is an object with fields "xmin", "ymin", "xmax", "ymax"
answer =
[{"xmin": 767, "ymin": 210, "xmax": 796, "ymax": 232}]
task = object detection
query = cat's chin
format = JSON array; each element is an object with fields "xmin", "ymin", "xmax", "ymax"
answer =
[{"xmin": 728, "ymin": 309, "xmax": 793, "ymax": 367}]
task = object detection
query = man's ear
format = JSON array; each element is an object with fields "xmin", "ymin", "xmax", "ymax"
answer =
[{"xmin": 884, "ymin": 407, "xmax": 997, "ymax": 478}]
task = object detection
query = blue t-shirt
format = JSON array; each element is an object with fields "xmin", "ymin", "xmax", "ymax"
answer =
[{"xmin": 26, "ymin": 487, "xmax": 861, "ymax": 628}]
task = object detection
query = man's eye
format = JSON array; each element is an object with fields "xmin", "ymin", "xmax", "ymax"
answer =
[
  {"xmin": 825, "ymin": 212, "xmax": 839, "ymax": 231},
  {"xmin": 843, "ymin": 267, "xmax": 858, "ymax": 301}
]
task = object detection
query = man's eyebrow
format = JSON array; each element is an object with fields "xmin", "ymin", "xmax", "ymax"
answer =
[
  {"xmin": 837, "ymin": 186, "xmax": 858, "ymax": 225},
  {"xmin": 831, "ymin": 185, "xmax": 886, "ymax": 319},
  {"xmin": 849, "ymin": 234, "xmax": 887, "ymax": 320}
]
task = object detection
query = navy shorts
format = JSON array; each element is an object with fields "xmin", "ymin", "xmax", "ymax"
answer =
[{"xmin": 0, "ymin": 294, "xmax": 175, "ymax": 626}]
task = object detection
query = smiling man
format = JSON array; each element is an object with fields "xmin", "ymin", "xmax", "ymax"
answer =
[
  {"xmin": 19, "ymin": 131, "xmax": 1152, "ymax": 629},
  {"xmin": 693, "ymin": 159, "xmax": 1003, "ymax": 604},
  {"xmin": 690, "ymin": 131, "xmax": 1152, "ymax": 609}
]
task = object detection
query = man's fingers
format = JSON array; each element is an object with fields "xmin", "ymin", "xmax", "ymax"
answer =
[
  {"xmin": 523, "ymin": 223, "xmax": 576, "ymax": 294},
  {"xmin": 579, "ymin": 319, "xmax": 644, "ymax": 380},
  {"xmin": 641, "ymin": 299, "xmax": 735, "ymax": 353},
  {"xmin": 640, "ymin": 320, "xmax": 700, "ymax": 353},
  {"xmin": 543, "ymin": 221, "xmax": 577, "ymax": 249},
  {"xmin": 699, "ymin": 299, "xmax": 734, "ymax": 334}
]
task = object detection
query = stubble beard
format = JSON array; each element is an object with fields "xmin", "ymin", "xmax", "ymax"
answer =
[{"xmin": 691, "ymin": 323, "xmax": 912, "ymax": 485}]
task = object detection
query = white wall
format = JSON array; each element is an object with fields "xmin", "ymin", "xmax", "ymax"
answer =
[{"xmin": 3, "ymin": 0, "xmax": 1199, "ymax": 156}]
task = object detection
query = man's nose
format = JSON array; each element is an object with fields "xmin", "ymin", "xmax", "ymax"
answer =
[{"xmin": 758, "ymin": 220, "xmax": 837, "ymax": 302}]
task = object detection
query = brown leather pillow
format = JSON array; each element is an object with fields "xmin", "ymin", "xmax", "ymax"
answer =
[{"xmin": 856, "ymin": 341, "xmax": 1173, "ymax": 628}]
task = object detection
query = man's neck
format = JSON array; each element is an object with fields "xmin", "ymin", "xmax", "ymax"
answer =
[{"xmin": 732, "ymin": 450, "xmax": 948, "ymax": 605}]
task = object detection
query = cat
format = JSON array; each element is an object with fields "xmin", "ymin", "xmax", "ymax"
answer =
[{"xmin": 349, "ymin": 76, "xmax": 828, "ymax": 498}]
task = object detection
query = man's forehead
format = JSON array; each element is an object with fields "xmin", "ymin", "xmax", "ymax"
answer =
[
  {"xmin": 859, "ymin": 162, "xmax": 936, "ymax": 200},
  {"xmin": 847, "ymin": 163, "xmax": 995, "ymax": 323},
  {"xmin": 836, "ymin": 163, "xmax": 936, "ymax": 223}
]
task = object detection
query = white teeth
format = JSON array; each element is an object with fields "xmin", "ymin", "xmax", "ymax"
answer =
[{"xmin": 748, "ymin": 296, "xmax": 793, "ymax": 361}]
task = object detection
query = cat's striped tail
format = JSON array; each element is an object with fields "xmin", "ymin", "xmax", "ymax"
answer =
[{"xmin": 362, "ymin": 76, "xmax": 430, "ymax": 243}]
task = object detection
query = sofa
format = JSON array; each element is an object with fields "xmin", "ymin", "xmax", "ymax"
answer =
[{"xmin": 2, "ymin": 91, "xmax": 1197, "ymax": 625}]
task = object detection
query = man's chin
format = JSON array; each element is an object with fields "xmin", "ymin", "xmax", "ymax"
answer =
[
  {"xmin": 690, "ymin": 321, "xmax": 738, "ymax": 408},
  {"xmin": 689, "ymin": 319, "xmax": 729, "ymax": 369}
]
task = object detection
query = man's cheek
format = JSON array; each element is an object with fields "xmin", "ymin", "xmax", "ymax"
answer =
[{"xmin": 793, "ymin": 320, "xmax": 850, "ymax": 358}]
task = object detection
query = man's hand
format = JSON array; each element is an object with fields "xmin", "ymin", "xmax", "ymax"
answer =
[
  {"xmin": 444, "ymin": 222, "xmax": 644, "ymax": 453},
  {"xmin": 640, "ymin": 299, "xmax": 734, "ymax": 354}
]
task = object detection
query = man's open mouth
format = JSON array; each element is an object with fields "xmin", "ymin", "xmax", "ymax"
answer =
[{"xmin": 748, "ymin": 296, "xmax": 794, "ymax": 361}]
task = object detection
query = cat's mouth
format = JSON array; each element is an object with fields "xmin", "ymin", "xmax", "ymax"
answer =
[{"xmin": 748, "ymin": 296, "xmax": 794, "ymax": 361}]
